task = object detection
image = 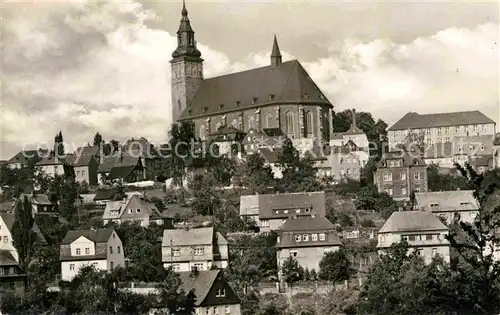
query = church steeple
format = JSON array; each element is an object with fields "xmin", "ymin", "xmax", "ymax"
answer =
[
  {"xmin": 270, "ymin": 35, "xmax": 282, "ymax": 67},
  {"xmin": 172, "ymin": 0, "xmax": 202, "ymax": 59}
]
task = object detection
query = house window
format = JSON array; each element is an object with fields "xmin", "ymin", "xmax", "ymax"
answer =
[
  {"xmin": 3, "ymin": 236, "xmax": 8, "ymax": 243},
  {"xmin": 136, "ymin": 209, "xmax": 141, "ymax": 213},
  {"xmin": 432, "ymin": 248, "xmax": 437, "ymax": 257},
  {"xmin": 311, "ymin": 233, "xmax": 318, "ymax": 241},
  {"xmin": 400, "ymin": 172, "xmax": 406, "ymax": 180},
  {"xmin": 401, "ymin": 187, "xmax": 407, "ymax": 196},
  {"xmin": 384, "ymin": 188, "xmax": 393, "ymax": 196},
  {"xmin": 285, "ymin": 111, "xmax": 294, "ymax": 134},
  {"xmin": 110, "ymin": 261, "xmax": 114, "ymax": 269},
  {"xmin": 172, "ymin": 248, "xmax": 180, "ymax": 257},
  {"xmin": 109, "ymin": 246, "xmax": 113, "ymax": 254},
  {"xmin": 76, "ymin": 248, "xmax": 81, "ymax": 255},
  {"xmin": 319, "ymin": 233, "xmax": 326, "ymax": 241},
  {"xmin": 216, "ymin": 288, "xmax": 226, "ymax": 297},
  {"xmin": 172, "ymin": 264, "xmax": 181, "ymax": 272},
  {"xmin": 414, "ymin": 172, "xmax": 420, "ymax": 180},
  {"xmin": 193, "ymin": 263, "xmax": 204, "ymax": 271},
  {"xmin": 408, "ymin": 235, "xmax": 416, "ymax": 241},
  {"xmin": 70, "ymin": 264, "xmax": 75, "ymax": 271},
  {"xmin": 85, "ymin": 248, "xmax": 90, "ymax": 255},
  {"xmin": 128, "ymin": 209, "xmax": 132, "ymax": 214},
  {"xmin": 290, "ymin": 250, "xmax": 298, "ymax": 257},
  {"xmin": 225, "ymin": 306, "xmax": 230, "ymax": 314},
  {"xmin": 426, "ymin": 235, "xmax": 433, "ymax": 241},
  {"xmin": 117, "ymin": 246, "xmax": 121, "ymax": 254},
  {"xmin": 92, "ymin": 262, "xmax": 98, "ymax": 267},
  {"xmin": 194, "ymin": 248, "xmax": 204, "ymax": 256},
  {"xmin": 295, "ymin": 235, "xmax": 302, "ymax": 242},
  {"xmin": 260, "ymin": 220, "xmax": 269, "ymax": 227},
  {"xmin": 383, "ymin": 173, "xmax": 392, "ymax": 182},
  {"xmin": 303, "ymin": 234, "xmax": 309, "ymax": 241},
  {"xmin": 305, "ymin": 111, "xmax": 313, "ymax": 135}
]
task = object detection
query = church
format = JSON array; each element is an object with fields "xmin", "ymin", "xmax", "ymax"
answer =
[{"xmin": 170, "ymin": 2, "xmax": 334, "ymax": 149}]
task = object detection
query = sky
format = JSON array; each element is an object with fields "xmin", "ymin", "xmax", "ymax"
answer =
[{"xmin": 1, "ymin": 0, "xmax": 499, "ymax": 159}]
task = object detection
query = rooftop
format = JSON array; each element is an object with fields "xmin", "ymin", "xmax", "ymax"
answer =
[
  {"xmin": 379, "ymin": 211, "xmax": 448, "ymax": 233},
  {"xmin": 389, "ymin": 110, "xmax": 495, "ymax": 131}
]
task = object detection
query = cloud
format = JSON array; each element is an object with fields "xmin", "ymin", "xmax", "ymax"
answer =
[{"xmin": 1, "ymin": 0, "xmax": 498, "ymax": 159}]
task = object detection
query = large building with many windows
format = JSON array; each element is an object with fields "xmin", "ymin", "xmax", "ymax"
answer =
[
  {"xmin": 170, "ymin": 2, "xmax": 334, "ymax": 149},
  {"xmin": 388, "ymin": 110, "xmax": 496, "ymax": 150}
]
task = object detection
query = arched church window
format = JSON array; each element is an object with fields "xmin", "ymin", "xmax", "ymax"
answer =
[
  {"xmin": 199, "ymin": 125, "xmax": 206, "ymax": 141},
  {"xmin": 189, "ymin": 36, "xmax": 194, "ymax": 46},
  {"xmin": 305, "ymin": 111, "xmax": 313, "ymax": 135},
  {"xmin": 231, "ymin": 119, "xmax": 238, "ymax": 129},
  {"xmin": 285, "ymin": 111, "xmax": 294, "ymax": 134}
]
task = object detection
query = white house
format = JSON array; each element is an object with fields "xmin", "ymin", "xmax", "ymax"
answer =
[
  {"xmin": 59, "ymin": 228, "xmax": 124, "ymax": 281},
  {"xmin": 377, "ymin": 211, "xmax": 450, "ymax": 264}
]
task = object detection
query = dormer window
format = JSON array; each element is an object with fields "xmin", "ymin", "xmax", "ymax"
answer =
[
  {"xmin": 252, "ymin": 97, "xmax": 258, "ymax": 104},
  {"xmin": 481, "ymin": 145, "xmax": 485, "ymax": 150},
  {"xmin": 203, "ymin": 107, "xmax": 208, "ymax": 113},
  {"xmin": 235, "ymin": 101, "xmax": 240, "ymax": 107},
  {"xmin": 303, "ymin": 93, "xmax": 309, "ymax": 99},
  {"xmin": 303, "ymin": 234, "xmax": 309, "ymax": 241},
  {"xmin": 219, "ymin": 104, "xmax": 224, "ymax": 110},
  {"xmin": 136, "ymin": 209, "xmax": 141, "ymax": 213},
  {"xmin": 295, "ymin": 235, "xmax": 302, "ymax": 242},
  {"xmin": 188, "ymin": 110, "xmax": 192, "ymax": 115},
  {"xmin": 460, "ymin": 202, "xmax": 471, "ymax": 207},
  {"xmin": 430, "ymin": 203, "xmax": 439, "ymax": 208},
  {"xmin": 413, "ymin": 159, "xmax": 419, "ymax": 165},
  {"xmin": 269, "ymin": 94, "xmax": 275, "ymax": 101}
]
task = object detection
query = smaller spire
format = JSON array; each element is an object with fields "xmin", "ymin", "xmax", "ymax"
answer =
[
  {"xmin": 270, "ymin": 34, "xmax": 282, "ymax": 67},
  {"xmin": 181, "ymin": 0, "xmax": 188, "ymax": 17}
]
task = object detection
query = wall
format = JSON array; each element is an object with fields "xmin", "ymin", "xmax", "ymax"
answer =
[
  {"xmin": 61, "ymin": 259, "xmax": 108, "ymax": 281},
  {"xmin": 0, "ymin": 217, "xmax": 18, "ymax": 262},
  {"xmin": 277, "ymin": 246, "xmax": 339, "ymax": 274},
  {"xmin": 377, "ymin": 230, "xmax": 450, "ymax": 264},
  {"xmin": 162, "ymin": 244, "xmax": 213, "ymax": 264},
  {"xmin": 107, "ymin": 231, "xmax": 125, "ymax": 270},
  {"xmin": 38, "ymin": 164, "xmax": 65, "ymax": 178}
]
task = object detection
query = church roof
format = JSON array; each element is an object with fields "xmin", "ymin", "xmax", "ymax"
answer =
[{"xmin": 180, "ymin": 59, "xmax": 332, "ymax": 119}]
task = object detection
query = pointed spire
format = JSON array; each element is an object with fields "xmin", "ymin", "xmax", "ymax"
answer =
[
  {"xmin": 270, "ymin": 34, "xmax": 282, "ymax": 67},
  {"xmin": 181, "ymin": 0, "xmax": 188, "ymax": 17},
  {"xmin": 172, "ymin": 0, "xmax": 201, "ymax": 59}
]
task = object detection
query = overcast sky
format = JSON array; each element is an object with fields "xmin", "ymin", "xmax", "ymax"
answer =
[{"xmin": 1, "ymin": 0, "xmax": 499, "ymax": 159}]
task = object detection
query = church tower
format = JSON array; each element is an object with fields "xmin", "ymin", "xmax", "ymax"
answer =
[{"xmin": 170, "ymin": 0, "xmax": 203, "ymax": 125}]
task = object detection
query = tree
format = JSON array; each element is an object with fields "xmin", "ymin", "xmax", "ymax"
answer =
[
  {"xmin": 319, "ymin": 249, "xmax": 351, "ymax": 283},
  {"xmin": 12, "ymin": 196, "xmax": 36, "ymax": 274},
  {"xmin": 427, "ymin": 164, "xmax": 468, "ymax": 192},
  {"xmin": 167, "ymin": 121, "xmax": 197, "ymax": 186},
  {"xmin": 190, "ymin": 174, "xmax": 222, "ymax": 216},
  {"xmin": 211, "ymin": 155, "xmax": 236, "ymax": 186},
  {"xmin": 241, "ymin": 153, "xmax": 274, "ymax": 194},
  {"xmin": 59, "ymin": 175, "xmax": 79, "ymax": 221},
  {"xmin": 277, "ymin": 139, "xmax": 322, "ymax": 193},
  {"xmin": 93, "ymin": 132, "xmax": 103, "ymax": 146},
  {"xmin": 446, "ymin": 163, "xmax": 500, "ymax": 313},
  {"xmin": 54, "ymin": 131, "xmax": 64, "ymax": 157},
  {"xmin": 157, "ymin": 269, "xmax": 196, "ymax": 314},
  {"xmin": 281, "ymin": 256, "xmax": 304, "ymax": 287}
]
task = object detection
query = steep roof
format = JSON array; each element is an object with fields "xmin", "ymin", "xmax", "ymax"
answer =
[
  {"xmin": 239, "ymin": 191, "xmax": 326, "ymax": 219},
  {"xmin": 0, "ymin": 250, "xmax": 18, "ymax": 267},
  {"xmin": 7, "ymin": 150, "xmax": 39, "ymax": 165},
  {"xmin": 415, "ymin": 190, "xmax": 478, "ymax": 212},
  {"xmin": 389, "ymin": 110, "xmax": 495, "ymax": 131},
  {"xmin": 162, "ymin": 227, "xmax": 216, "ymax": 247},
  {"xmin": 73, "ymin": 154, "xmax": 96, "ymax": 167},
  {"xmin": 122, "ymin": 138, "xmax": 159, "ymax": 158},
  {"xmin": 180, "ymin": 60, "xmax": 331, "ymax": 119},
  {"xmin": 74, "ymin": 146, "xmax": 101, "ymax": 157},
  {"xmin": 98, "ymin": 154, "xmax": 141, "ymax": 173},
  {"xmin": 281, "ymin": 216, "xmax": 336, "ymax": 232},
  {"xmin": 0, "ymin": 213, "xmax": 14, "ymax": 231},
  {"xmin": 379, "ymin": 211, "xmax": 448, "ymax": 233},
  {"xmin": 102, "ymin": 195, "xmax": 162, "ymax": 221},
  {"xmin": 61, "ymin": 228, "xmax": 115, "ymax": 245},
  {"xmin": 178, "ymin": 270, "xmax": 220, "ymax": 306},
  {"xmin": 108, "ymin": 165, "xmax": 138, "ymax": 180},
  {"xmin": 19, "ymin": 193, "xmax": 53, "ymax": 206}
]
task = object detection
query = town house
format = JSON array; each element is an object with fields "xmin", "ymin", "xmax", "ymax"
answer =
[
  {"xmin": 239, "ymin": 191, "xmax": 326, "ymax": 233},
  {"xmin": 97, "ymin": 153, "xmax": 144, "ymax": 184},
  {"xmin": 276, "ymin": 216, "xmax": 341, "ymax": 278},
  {"xmin": 374, "ymin": 150, "xmax": 428, "ymax": 200},
  {"xmin": 377, "ymin": 211, "xmax": 450, "ymax": 264},
  {"xmin": 14, "ymin": 193, "xmax": 56, "ymax": 215},
  {"xmin": 102, "ymin": 194, "xmax": 167, "ymax": 227},
  {"xmin": 0, "ymin": 250, "xmax": 25, "ymax": 294},
  {"xmin": 414, "ymin": 190, "xmax": 479, "ymax": 225},
  {"xmin": 6, "ymin": 150, "xmax": 40, "ymax": 169},
  {"xmin": 60, "ymin": 228, "xmax": 124, "ymax": 281},
  {"xmin": 162, "ymin": 227, "xmax": 228, "ymax": 272},
  {"xmin": 72, "ymin": 153, "xmax": 99, "ymax": 186}
]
